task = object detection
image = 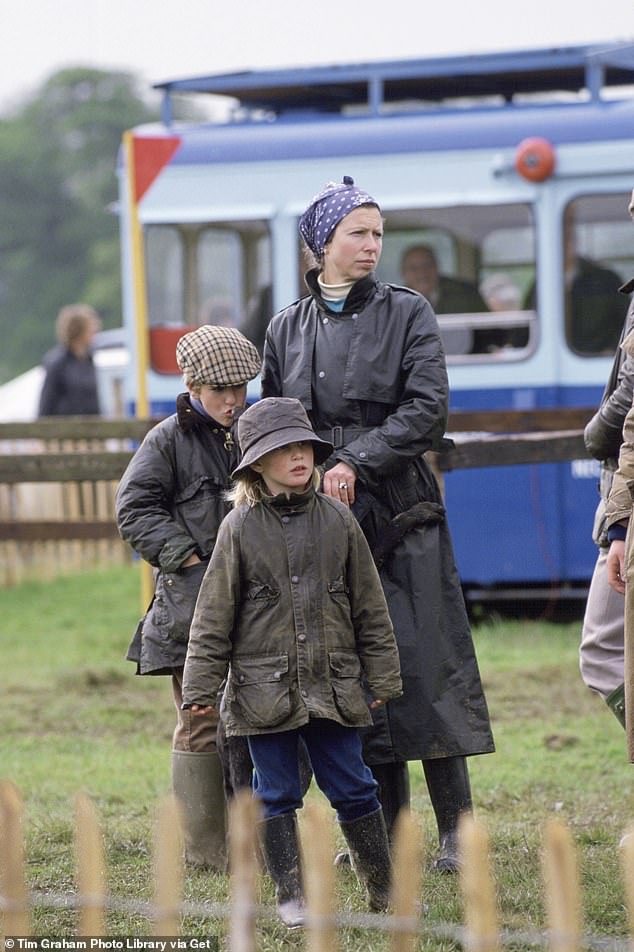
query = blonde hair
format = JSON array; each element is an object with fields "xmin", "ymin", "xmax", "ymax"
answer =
[
  {"xmin": 56, "ymin": 304, "xmax": 100, "ymax": 347},
  {"xmin": 228, "ymin": 467, "xmax": 321, "ymax": 508}
]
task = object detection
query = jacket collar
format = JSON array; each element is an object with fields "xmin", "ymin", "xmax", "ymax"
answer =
[
  {"xmin": 266, "ymin": 485, "xmax": 316, "ymax": 511},
  {"xmin": 176, "ymin": 392, "xmax": 235, "ymax": 441},
  {"xmin": 305, "ymin": 269, "xmax": 379, "ymax": 313}
]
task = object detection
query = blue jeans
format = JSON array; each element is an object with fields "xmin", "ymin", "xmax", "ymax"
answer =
[{"xmin": 247, "ymin": 718, "xmax": 380, "ymax": 822}]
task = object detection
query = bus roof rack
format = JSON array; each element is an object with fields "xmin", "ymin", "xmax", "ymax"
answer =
[{"xmin": 154, "ymin": 42, "xmax": 634, "ymax": 125}]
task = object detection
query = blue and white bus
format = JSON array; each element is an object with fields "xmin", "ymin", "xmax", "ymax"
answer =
[{"xmin": 117, "ymin": 42, "xmax": 634, "ymax": 599}]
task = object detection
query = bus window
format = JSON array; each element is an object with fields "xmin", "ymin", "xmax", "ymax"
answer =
[
  {"xmin": 144, "ymin": 221, "xmax": 271, "ymax": 373},
  {"xmin": 145, "ymin": 226, "xmax": 185, "ymax": 328},
  {"xmin": 378, "ymin": 203, "xmax": 536, "ymax": 361},
  {"xmin": 561, "ymin": 195, "xmax": 632, "ymax": 356}
]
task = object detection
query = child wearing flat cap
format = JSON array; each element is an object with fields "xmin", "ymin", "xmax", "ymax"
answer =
[
  {"xmin": 182, "ymin": 396, "xmax": 402, "ymax": 928},
  {"xmin": 115, "ymin": 324, "xmax": 260, "ymax": 872}
]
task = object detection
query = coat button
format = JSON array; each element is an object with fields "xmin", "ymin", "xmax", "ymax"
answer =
[
  {"xmin": 238, "ymin": 675, "xmax": 245, "ymax": 683},
  {"xmin": 273, "ymin": 671, "xmax": 281, "ymax": 680},
  {"xmin": 282, "ymin": 515, "xmax": 290, "ymax": 523},
  {"xmin": 301, "ymin": 689, "xmax": 308, "ymax": 698},
  {"xmin": 166, "ymin": 578, "xmax": 173, "ymax": 586},
  {"xmin": 359, "ymin": 451, "xmax": 367, "ymax": 459},
  {"xmin": 291, "ymin": 575, "xmax": 299, "ymax": 583},
  {"xmin": 297, "ymin": 634, "xmax": 306, "ymax": 643}
]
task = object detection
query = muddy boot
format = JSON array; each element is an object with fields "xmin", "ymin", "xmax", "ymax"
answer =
[
  {"xmin": 171, "ymin": 750, "xmax": 227, "ymax": 871},
  {"xmin": 606, "ymin": 683, "xmax": 626, "ymax": 729},
  {"xmin": 339, "ymin": 807, "xmax": 392, "ymax": 912},
  {"xmin": 259, "ymin": 812, "xmax": 305, "ymax": 929},
  {"xmin": 423, "ymin": 755, "xmax": 472, "ymax": 873},
  {"xmin": 335, "ymin": 761, "xmax": 409, "ymax": 867}
]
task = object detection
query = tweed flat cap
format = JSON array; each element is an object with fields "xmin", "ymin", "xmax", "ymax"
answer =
[
  {"xmin": 232, "ymin": 397, "xmax": 333, "ymax": 476},
  {"xmin": 176, "ymin": 324, "xmax": 261, "ymax": 387}
]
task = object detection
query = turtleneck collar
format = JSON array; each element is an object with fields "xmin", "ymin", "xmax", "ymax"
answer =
[
  {"xmin": 305, "ymin": 269, "xmax": 378, "ymax": 313},
  {"xmin": 317, "ymin": 275, "xmax": 355, "ymax": 302}
]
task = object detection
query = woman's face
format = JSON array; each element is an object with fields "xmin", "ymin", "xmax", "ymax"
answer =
[{"xmin": 322, "ymin": 206, "xmax": 383, "ymax": 284}]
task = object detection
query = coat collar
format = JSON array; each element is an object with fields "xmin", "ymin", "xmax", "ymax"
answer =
[
  {"xmin": 304, "ymin": 269, "xmax": 379, "ymax": 313},
  {"xmin": 176, "ymin": 392, "xmax": 235, "ymax": 442}
]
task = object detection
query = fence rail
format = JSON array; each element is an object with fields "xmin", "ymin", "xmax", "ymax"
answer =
[
  {"xmin": 1, "ymin": 781, "xmax": 633, "ymax": 949},
  {"xmin": 0, "ymin": 409, "xmax": 595, "ymax": 587}
]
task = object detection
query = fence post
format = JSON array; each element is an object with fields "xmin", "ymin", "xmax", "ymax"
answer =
[
  {"xmin": 620, "ymin": 822, "xmax": 634, "ymax": 939},
  {"xmin": 0, "ymin": 780, "xmax": 30, "ymax": 937},
  {"xmin": 542, "ymin": 818, "xmax": 581, "ymax": 952},
  {"xmin": 303, "ymin": 802, "xmax": 337, "ymax": 952},
  {"xmin": 74, "ymin": 792, "xmax": 106, "ymax": 936},
  {"xmin": 390, "ymin": 809, "xmax": 423, "ymax": 952},
  {"xmin": 228, "ymin": 790, "xmax": 260, "ymax": 952},
  {"xmin": 459, "ymin": 814, "xmax": 500, "ymax": 952},
  {"xmin": 152, "ymin": 796, "xmax": 183, "ymax": 937}
]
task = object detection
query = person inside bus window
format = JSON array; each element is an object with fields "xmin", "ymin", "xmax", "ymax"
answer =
[
  {"xmin": 262, "ymin": 176, "xmax": 495, "ymax": 874},
  {"xmin": 523, "ymin": 208, "xmax": 629, "ymax": 355},
  {"xmin": 480, "ymin": 273, "xmax": 522, "ymax": 313},
  {"xmin": 400, "ymin": 245, "xmax": 506, "ymax": 354}
]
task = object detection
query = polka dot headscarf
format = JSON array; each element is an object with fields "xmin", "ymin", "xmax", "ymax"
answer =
[{"xmin": 299, "ymin": 175, "xmax": 380, "ymax": 256}]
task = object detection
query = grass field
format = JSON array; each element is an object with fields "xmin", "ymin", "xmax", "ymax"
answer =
[{"xmin": 1, "ymin": 565, "xmax": 633, "ymax": 948}]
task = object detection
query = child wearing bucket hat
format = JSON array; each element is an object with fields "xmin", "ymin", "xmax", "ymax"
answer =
[
  {"xmin": 115, "ymin": 324, "xmax": 261, "ymax": 873},
  {"xmin": 182, "ymin": 397, "xmax": 402, "ymax": 928}
]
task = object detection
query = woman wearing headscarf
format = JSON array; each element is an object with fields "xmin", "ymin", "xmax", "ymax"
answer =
[{"xmin": 261, "ymin": 176, "xmax": 494, "ymax": 872}]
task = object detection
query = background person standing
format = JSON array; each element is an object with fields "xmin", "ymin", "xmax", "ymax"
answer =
[{"xmin": 38, "ymin": 303, "xmax": 102, "ymax": 416}]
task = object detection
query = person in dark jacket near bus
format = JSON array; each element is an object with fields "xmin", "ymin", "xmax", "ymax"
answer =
[
  {"xmin": 115, "ymin": 323, "xmax": 261, "ymax": 871},
  {"xmin": 38, "ymin": 303, "xmax": 102, "ymax": 416},
  {"xmin": 261, "ymin": 176, "xmax": 495, "ymax": 873}
]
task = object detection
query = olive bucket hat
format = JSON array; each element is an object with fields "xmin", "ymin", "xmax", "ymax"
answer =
[{"xmin": 232, "ymin": 397, "xmax": 333, "ymax": 477}]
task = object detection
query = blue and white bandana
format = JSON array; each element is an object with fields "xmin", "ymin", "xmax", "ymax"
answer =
[{"xmin": 298, "ymin": 175, "xmax": 379, "ymax": 256}]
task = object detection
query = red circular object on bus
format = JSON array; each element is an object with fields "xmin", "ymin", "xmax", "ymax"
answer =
[{"xmin": 514, "ymin": 137, "xmax": 556, "ymax": 182}]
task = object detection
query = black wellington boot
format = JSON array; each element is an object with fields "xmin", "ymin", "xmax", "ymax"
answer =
[
  {"xmin": 422, "ymin": 755, "xmax": 473, "ymax": 873},
  {"xmin": 371, "ymin": 761, "xmax": 411, "ymax": 842},
  {"xmin": 258, "ymin": 813, "xmax": 305, "ymax": 929},
  {"xmin": 334, "ymin": 761, "xmax": 409, "ymax": 867},
  {"xmin": 339, "ymin": 807, "xmax": 393, "ymax": 912}
]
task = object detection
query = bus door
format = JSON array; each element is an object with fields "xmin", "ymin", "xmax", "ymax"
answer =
[{"xmin": 552, "ymin": 190, "xmax": 634, "ymax": 587}]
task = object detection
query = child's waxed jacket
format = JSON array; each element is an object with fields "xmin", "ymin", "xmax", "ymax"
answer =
[{"xmin": 182, "ymin": 486, "xmax": 402, "ymax": 735}]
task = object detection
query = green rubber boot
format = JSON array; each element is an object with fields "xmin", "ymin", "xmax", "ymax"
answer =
[
  {"xmin": 606, "ymin": 683, "xmax": 626, "ymax": 729},
  {"xmin": 171, "ymin": 750, "xmax": 227, "ymax": 871}
]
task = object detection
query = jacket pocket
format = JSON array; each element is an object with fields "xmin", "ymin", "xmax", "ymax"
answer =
[
  {"xmin": 246, "ymin": 582, "xmax": 280, "ymax": 603},
  {"xmin": 149, "ymin": 561, "xmax": 208, "ymax": 646},
  {"xmin": 328, "ymin": 650, "xmax": 369, "ymax": 721},
  {"xmin": 232, "ymin": 653, "xmax": 290, "ymax": 728}
]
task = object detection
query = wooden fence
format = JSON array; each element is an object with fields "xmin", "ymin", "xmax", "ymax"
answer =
[
  {"xmin": 2, "ymin": 781, "xmax": 634, "ymax": 949},
  {"xmin": 0, "ymin": 409, "xmax": 594, "ymax": 587}
]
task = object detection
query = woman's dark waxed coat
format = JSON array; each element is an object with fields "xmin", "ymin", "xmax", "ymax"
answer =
[
  {"xmin": 181, "ymin": 487, "xmax": 402, "ymax": 736},
  {"xmin": 115, "ymin": 393, "xmax": 237, "ymax": 674},
  {"xmin": 261, "ymin": 271, "xmax": 495, "ymax": 763}
]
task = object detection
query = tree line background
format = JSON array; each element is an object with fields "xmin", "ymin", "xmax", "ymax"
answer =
[{"xmin": 0, "ymin": 67, "xmax": 199, "ymax": 386}]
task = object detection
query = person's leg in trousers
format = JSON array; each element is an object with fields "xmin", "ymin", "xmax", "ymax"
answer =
[
  {"xmin": 301, "ymin": 719, "xmax": 393, "ymax": 912},
  {"xmin": 580, "ymin": 547, "xmax": 626, "ymax": 727},
  {"xmin": 422, "ymin": 755, "xmax": 473, "ymax": 873},
  {"xmin": 248, "ymin": 730, "xmax": 306, "ymax": 928},
  {"xmin": 171, "ymin": 669, "xmax": 227, "ymax": 870}
]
